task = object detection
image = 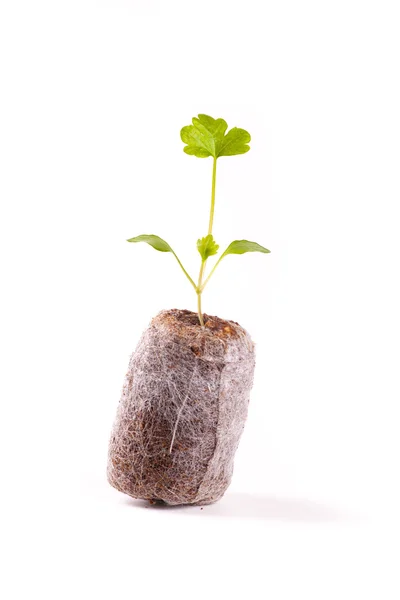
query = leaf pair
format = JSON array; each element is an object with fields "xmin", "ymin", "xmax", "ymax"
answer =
[
  {"xmin": 127, "ymin": 234, "xmax": 270, "ymax": 286},
  {"xmin": 128, "ymin": 234, "xmax": 269, "ymax": 257},
  {"xmin": 181, "ymin": 114, "xmax": 251, "ymax": 159}
]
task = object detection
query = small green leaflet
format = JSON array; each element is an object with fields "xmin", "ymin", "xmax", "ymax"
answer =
[
  {"xmin": 221, "ymin": 240, "xmax": 271, "ymax": 258},
  {"xmin": 181, "ymin": 114, "xmax": 251, "ymax": 159},
  {"xmin": 127, "ymin": 234, "xmax": 172, "ymax": 252},
  {"xmin": 197, "ymin": 234, "xmax": 219, "ymax": 261}
]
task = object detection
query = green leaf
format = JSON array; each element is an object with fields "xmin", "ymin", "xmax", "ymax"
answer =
[
  {"xmin": 127, "ymin": 234, "xmax": 172, "ymax": 253},
  {"xmin": 127, "ymin": 234, "xmax": 197, "ymax": 290},
  {"xmin": 221, "ymin": 240, "xmax": 271, "ymax": 257},
  {"xmin": 197, "ymin": 234, "xmax": 219, "ymax": 261},
  {"xmin": 180, "ymin": 114, "xmax": 251, "ymax": 159}
]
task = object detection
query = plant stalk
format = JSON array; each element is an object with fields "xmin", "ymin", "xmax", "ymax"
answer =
[
  {"xmin": 196, "ymin": 292, "xmax": 204, "ymax": 327},
  {"xmin": 197, "ymin": 156, "xmax": 218, "ymax": 326},
  {"xmin": 208, "ymin": 157, "xmax": 217, "ymax": 236},
  {"xmin": 172, "ymin": 251, "xmax": 197, "ymax": 290},
  {"xmin": 196, "ymin": 260, "xmax": 206, "ymax": 326},
  {"xmin": 200, "ymin": 252, "xmax": 224, "ymax": 292}
]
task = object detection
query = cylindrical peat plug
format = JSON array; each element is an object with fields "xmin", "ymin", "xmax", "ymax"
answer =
[{"xmin": 107, "ymin": 309, "xmax": 255, "ymax": 505}]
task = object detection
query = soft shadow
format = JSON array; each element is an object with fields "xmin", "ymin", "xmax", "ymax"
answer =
[
  {"xmin": 199, "ymin": 492, "xmax": 344, "ymax": 522},
  {"xmin": 123, "ymin": 492, "xmax": 348, "ymax": 522}
]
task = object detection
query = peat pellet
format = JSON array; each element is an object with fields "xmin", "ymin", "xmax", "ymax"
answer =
[{"xmin": 107, "ymin": 308, "xmax": 255, "ymax": 505}]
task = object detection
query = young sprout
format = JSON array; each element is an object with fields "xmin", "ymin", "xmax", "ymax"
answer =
[{"xmin": 127, "ymin": 114, "xmax": 270, "ymax": 326}]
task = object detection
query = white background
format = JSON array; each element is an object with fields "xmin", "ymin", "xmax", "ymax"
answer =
[{"xmin": 1, "ymin": 1, "xmax": 399, "ymax": 598}]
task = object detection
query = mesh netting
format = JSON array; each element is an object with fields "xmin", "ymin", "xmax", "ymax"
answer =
[{"xmin": 107, "ymin": 309, "xmax": 255, "ymax": 505}]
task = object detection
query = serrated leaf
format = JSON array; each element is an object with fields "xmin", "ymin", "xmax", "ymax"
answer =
[
  {"xmin": 127, "ymin": 234, "xmax": 172, "ymax": 253},
  {"xmin": 181, "ymin": 114, "xmax": 251, "ymax": 159},
  {"xmin": 197, "ymin": 234, "xmax": 219, "ymax": 261},
  {"xmin": 221, "ymin": 240, "xmax": 271, "ymax": 257}
]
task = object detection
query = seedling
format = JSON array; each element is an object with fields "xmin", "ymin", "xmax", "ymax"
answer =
[{"xmin": 128, "ymin": 114, "xmax": 270, "ymax": 326}]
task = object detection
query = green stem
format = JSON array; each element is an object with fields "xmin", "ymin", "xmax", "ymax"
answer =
[
  {"xmin": 172, "ymin": 251, "xmax": 197, "ymax": 290},
  {"xmin": 208, "ymin": 157, "xmax": 217, "ymax": 236},
  {"xmin": 200, "ymin": 252, "xmax": 225, "ymax": 292},
  {"xmin": 196, "ymin": 156, "xmax": 218, "ymax": 326},
  {"xmin": 196, "ymin": 260, "xmax": 206, "ymax": 326},
  {"xmin": 197, "ymin": 291, "xmax": 204, "ymax": 327}
]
